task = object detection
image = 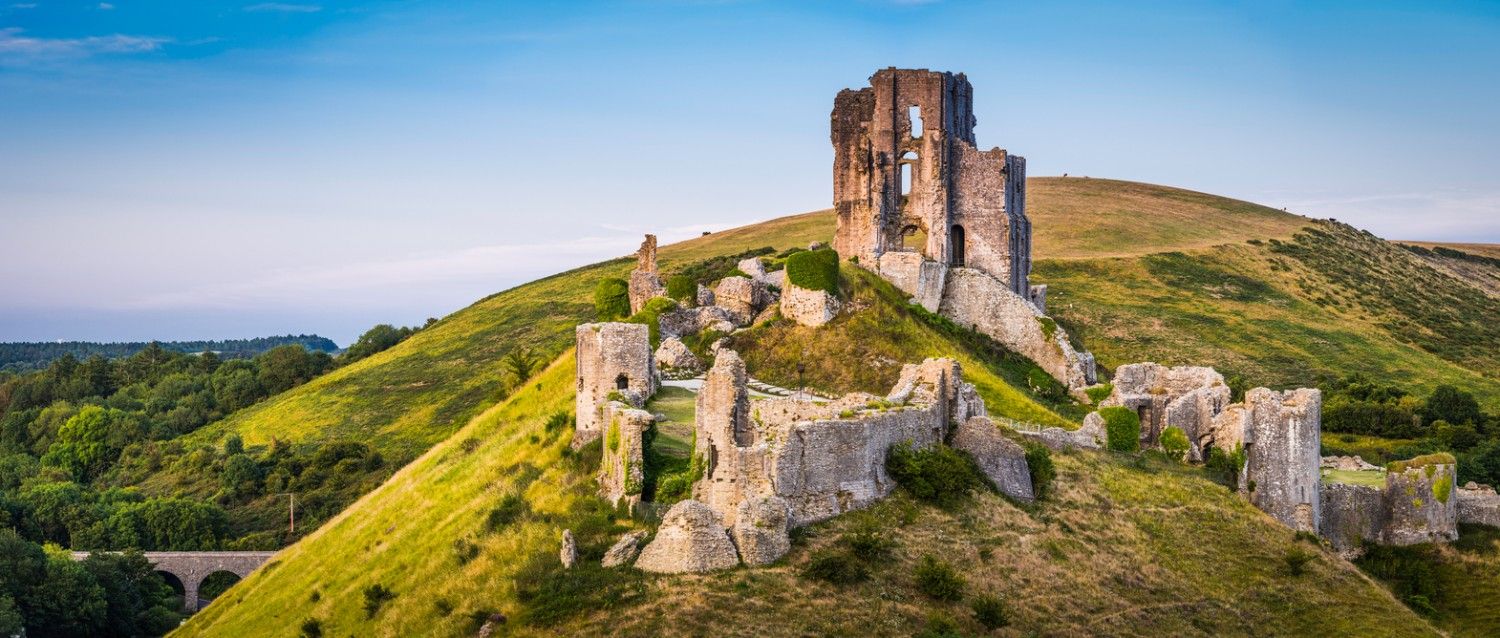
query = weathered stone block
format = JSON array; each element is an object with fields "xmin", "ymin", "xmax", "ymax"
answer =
[
  {"xmin": 560, "ymin": 529, "xmax": 578, "ymax": 568},
  {"xmin": 1381, "ymin": 462, "xmax": 1458, "ymax": 545},
  {"xmin": 1319, "ymin": 482, "xmax": 1386, "ymax": 558},
  {"xmin": 1244, "ymin": 388, "xmax": 1322, "ymax": 533},
  {"xmin": 713, "ymin": 276, "xmax": 763, "ymax": 325},
  {"xmin": 939, "ymin": 268, "xmax": 1094, "ymax": 392},
  {"xmin": 731, "ymin": 496, "xmax": 791, "ymax": 566},
  {"xmin": 952, "ymin": 416, "xmax": 1033, "ymax": 501},
  {"xmin": 598, "ymin": 403, "xmax": 652, "ymax": 508},
  {"xmin": 601, "ymin": 531, "xmax": 647, "ymax": 568},
  {"xmin": 654, "ymin": 337, "xmax": 702, "ymax": 379},
  {"xmin": 780, "ymin": 282, "xmax": 839, "ymax": 327},
  {"xmin": 634, "ymin": 500, "xmax": 740, "ymax": 573}
]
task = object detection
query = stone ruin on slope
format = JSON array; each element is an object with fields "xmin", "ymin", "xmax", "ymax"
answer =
[
  {"xmin": 1321, "ymin": 457, "xmax": 1460, "ymax": 557},
  {"xmin": 573, "ymin": 322, "xmax": 656, "ymax": 450},
  {"xmin": 831, "ymin": 68, "xmax": 1096, "ymax": 393},
  {"xmin": 627, "ymin": 234, "xmax": 667, "ymax": 315}
]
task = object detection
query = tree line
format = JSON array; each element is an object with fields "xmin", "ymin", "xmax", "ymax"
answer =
[{"xmin": 0, "ymin": 335, "xmax": 340, "ymax": 373}]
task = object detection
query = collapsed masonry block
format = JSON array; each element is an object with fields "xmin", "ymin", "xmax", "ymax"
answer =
[
  {"xmin": 712, "ymin": 276, "xmax": 769, "ymax": 326},
  {"xmin": 654, "ymin": 337, "xmax": 702, "ymax": 379},
  {"xmin": 1382, "ymin": 461, "xmax": 1458, "ymax": 546},
  {"xmin": 1103, "ymin": 362, "xmax": 1231, "ymax": 456},
  {"xmin": 780, "ymin": 282, "xmax": 839, "ymax": 327},
  {"xmin": 634, "ymin": 500, "xmax": 740, "ymax": 574},
  {"xmin": 939, "ymin": 268, "xmax": 1095, "ymax": 392},
  {"xmin": 731, "ymin": 496, "xmax": 791, "ymax": 566},
  {"xmin": 952, "ymin": 416, "xmax": 1033, "ymax": 501},
  {"xmin": 601, "ymin": 531, "xmax": 646, "ymax": 568},
  {"xmin": 574, "ymin": 322, "xmax": 655, "ymax": 449}
]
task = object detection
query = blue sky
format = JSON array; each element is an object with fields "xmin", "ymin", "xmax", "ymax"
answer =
[{"xmin": 2, "ymin": 1, "xmax": 1498, "ymax": 346}]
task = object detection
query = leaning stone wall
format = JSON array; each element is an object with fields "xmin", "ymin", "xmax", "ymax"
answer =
[
  {"xmin": 1457, "ymin": 483, "xmax": 1500, "ymax": 528},
  {"xmin": 939, "ymin": 267, "xmax": 1094, "ymax": 391},
  {"xmin": 574, "ymin": 322, "xmax": 655, "ymax": 449},
  {"xmin": 1245, "ymin": 388, "xmax": 1322, "ymax": 533}
]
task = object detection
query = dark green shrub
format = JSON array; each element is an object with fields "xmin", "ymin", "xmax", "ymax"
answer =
[
  {"xmin": 914, "ymin": 555, "xmax": 966, "ymax": 601},
  {"xmin": 665, "ymin": 275, "xmax": 696, "ymax": 302},
  {"xmin": 1160, "ymin": 426, "xmax": 1189, "ymax": 461},
  {"xmin": 452, "ymin": 537, "xmax": 479, "ymax": 564},
  {"xmin": 785, "ymin": 248, "xmax": 839, "ymax": 295},
  {"xmin": 971, "ymin": 593, "xmax": 1010, "ymax": 630},
  {"xmin": 512, "ymin": 553, "xmax": 646, "ymax": 626},
  {"xmin": 914, "ymin": 612, "xmax": 964, "ymax": 638},
  {"xmin": 841, "ymin": 519, "xmax": 895, "ymax": 561},
  {"xmin": 1283, "ymin": 546, "xmax": 1315, "ymax": 576},
  {"xmin": 299, "ymin": 618, "xmax": 322, "ymax": 638},
  {"xmin": 434, "ymin": 598, "xmax": 454, "ymax": 617},
  {"xmin": 885, "ymin": 442, "xmax": 984, "ymax": 509},
  {"xmin": 1205, "ymin": 444, "xmax": 1248, "ymax": 488},
  {"xmin": 1356, "ymin": 544, "xmax": 1439, "ymax": 616},
  {"xmin": 484, "ymin": 494, "xmax": 529, "ymax": 533},
  {"xmin": 362, "ymin": 583, "xmax": 396, "ymax": 618},
  {"xmin": 592, "ymin": 278, "xmax": 630, "ymax": 321},
  {"xmin": 1023, "ymin": 442, "xmax": 1055, "ymax": 498},
  {"xmin": 1099, "ymin": 406, "xmax": 1141, "ymax": 453},
  {"xmin": 801, "ymin": 547, "xmax": 869, "ymax": 585}
]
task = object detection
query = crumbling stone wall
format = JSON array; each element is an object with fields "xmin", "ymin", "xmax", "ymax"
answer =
[
  {"xmin": 598, "ymin": 402, "xmax": 652, "ymax": 509},
  {"xmin": 574, "ymin": 322, "xmax": 656, "ymax": 449},
  {"xmin": 780, "ymin": 279, "xmax": 839, "ymax": 327},
  {"xmin": 1382, "ymin": 461, "xmax": 1459, "ymax": 545},
  {"xmin": 1319, "ymin": 482, "xmax": 1387, "ymax": 557},
  {"xmin": 952, "ymin": 416, "xmax": 1034, "ymax": 501},
  {"xmin": 628, "ymin": 234, "xmax": 666, "ymax": 314},
  {"xmin": 939, "ymin": 268, "xmax": 1095, "ymax": 391},
  {"xmin": 1243, "ymin": 388, "xmax": 1322, "ymax": 533},
  {"xmin": 1457, "ymin": 482, "xmax": 1500, "ymax": 528},
  {"xmin": 1102, "ymin": 363, "xmax": 1230, "ymax": 457},
  {"xmin": 694, "ymin": 354, "xmax": 987, "ymax": 529}
]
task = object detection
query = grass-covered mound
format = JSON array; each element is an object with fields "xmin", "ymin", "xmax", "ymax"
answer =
[{"xmin": 726, "ymin": 266, "xmax": 1082, "ymax": 427}]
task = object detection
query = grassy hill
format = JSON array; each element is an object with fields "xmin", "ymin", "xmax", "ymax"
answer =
[
  {"xmin": 130, "ymin": 176, "xmax": 1496, "ymax": 546},
  {"xmin": 167, "ymin": 176, "xmax": 1500, "ymax": 636},
  {"xmin": 175, "ymin": 347, "xmax": 1440, "ymax": 637}
]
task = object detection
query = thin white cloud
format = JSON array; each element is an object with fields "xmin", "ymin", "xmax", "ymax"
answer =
[
  {"xmin": 1279, "ymin": 189, "xmax": 1500, "ymax": 243},
  {"xmin": 98, "ymin": 2, "xmax": 114, "ymax": 9},
  {"xmin": 10, "ymin": 2, "xmax": 38, "ymax": 8},
  {"xmin": 244, "ymin": 2, "xmax": 321, "ymax": 12},
  {"xmin": 0, "ymin": 27, "xmax": 168, "ymax": 58},
  {"xmin": 123, "ymin": 223, "xmax": 747, "ymax": 311}
]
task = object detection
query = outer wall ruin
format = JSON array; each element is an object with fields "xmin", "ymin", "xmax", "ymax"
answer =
[{"xmin": 573, "ymin": 322, "xmax": 656, "ymax": 449}]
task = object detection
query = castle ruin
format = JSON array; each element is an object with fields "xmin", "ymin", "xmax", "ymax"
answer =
[
  {"xmin": 832, "ymin": 68, "xmax": 1095, "ymax": 392},
  {"xmin": 573, "ymin": 322, "xmax": 656, "ymax": 449}
]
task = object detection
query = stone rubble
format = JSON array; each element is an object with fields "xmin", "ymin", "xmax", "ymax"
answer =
[
  {"xmin": 633, "ymin": 500, "xmax": 741, "ymax": 574},
  {"xmin": 601, "ymin": 531, "xmax": 647, "ymax": 568},
  {"xmin": 559, "ymin": 529, "xmax": 577, "ymax": 569}
]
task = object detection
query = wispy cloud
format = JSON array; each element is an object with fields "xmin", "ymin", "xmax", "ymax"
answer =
[
  {"xmin": 244, "ymin": 2, "xmax": 321, "ymax": 12},
  {"xmin": 1279, "ymin": 189, "xmax": 1500, "ymax": 243},
  {"xmin": 9, "ymin": 2, "xmax": 37, "ymax": 8},
  {"xmin": 0, "ymin": 27, "xmax": 168, "ymax": 58},
  {"xmin": 98, "ymin": 2, "xmax": 114, "ymax": 9}
]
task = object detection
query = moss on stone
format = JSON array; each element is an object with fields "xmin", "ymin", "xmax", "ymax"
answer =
[{"xmin": 785, "ymin": 248, "xmax": 840, "ymax": 295}]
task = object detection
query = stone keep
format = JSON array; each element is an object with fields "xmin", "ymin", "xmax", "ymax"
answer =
[
  {"xmin": 573, "ymin": 322, "xmax": 655, "ymax": 449},
  {"xmin": 830, "ymin": 68, "xmax": 1096, "ymax": 393},
  {"xmin": 1244, "ymin": 388, "xmax": 1322, "ymax": 533},
  {"xmin": 832, "ymin": 67, "xmax": 1030, "ymax": 298},
  {"xmin": 1381, "ymin": 460, "xmax": 1459, "ymax": 546},
  {"xmin": 628, "ymin": 234, "xmax": 666, "ymax": 314}
]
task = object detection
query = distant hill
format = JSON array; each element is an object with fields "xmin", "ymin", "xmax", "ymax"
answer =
[{"xmin": 0, "ymin": 335, "xmax": 340, "ymax": 372}]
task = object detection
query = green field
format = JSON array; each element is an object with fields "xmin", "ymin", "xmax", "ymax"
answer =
[{"xmin": 1323, "ymin": 469, "xmax": 1387, "ymax": 488}]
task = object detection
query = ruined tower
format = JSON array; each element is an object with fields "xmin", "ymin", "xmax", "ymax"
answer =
[{"xmin": 832, "ymin": 67, "xmax": 1031, "ymax": 308}]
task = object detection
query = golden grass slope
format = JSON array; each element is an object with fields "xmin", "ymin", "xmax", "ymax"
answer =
[{"xmin": 176, "ymin": 348, "xmax": 1440, "ymax": 637}]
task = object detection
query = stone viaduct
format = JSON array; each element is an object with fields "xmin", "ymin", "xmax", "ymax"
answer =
[{"xmin": 71, "ymin": 550, "xmax": 276, "ymax": 612}]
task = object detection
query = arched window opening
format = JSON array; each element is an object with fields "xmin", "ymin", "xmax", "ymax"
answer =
[
  {"xmin": 901, "ymin": 225, "xmax": 926, "ymax": 253},
  {"xmin": 909, "ymin": 105, "xmax": 923, "ymax": 138},
  {"xmin": 615, "ymin": 374, "xmax": 629, "ymax": 390},
  {"xmin": 950, "ymin": 225, "xmax": 966, "ymax": 267}
]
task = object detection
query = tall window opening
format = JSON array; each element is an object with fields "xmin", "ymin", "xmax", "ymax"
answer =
[
  {"xmin": 909, "ymin": 105, "xmax": 923, "ymax": 138},
  {"xmin": 899, "ymin": 151, "xmax": 917, "ymax": 197},
  {"xmin": 901, "ymin": 225, "xmax": 926, "ymax": 253},
  {"xmin": 615, "ymin": 374, "xmax": 629, "ymax": 390},
  {"xmin": 951, "ymin": 225, "xmax": 966, "ymax": 266}
]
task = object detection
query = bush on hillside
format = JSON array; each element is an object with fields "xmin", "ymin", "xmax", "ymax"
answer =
[
  {"xmin": 1205, "ymin": 444, "xmax": 1248, "ymax": 489},
  {"xmin": 665, "ymin": 275, "xmax": 696, "ymax": 303},
  {"xmin": 592, "ymin": 278, "xmax": 630, "ymax": 321},
  {"xmin": 1099, "ymin": 407, "xmax": 1141, "ymax": 453},
  {"xmin": 785, "ymin": 248, "xmax": 839, "ymax": 295},
  {"xmin": 1421, "ymin": 385, "xmax": 1482, "ymax": 427},
  {"xmin": 362, "ymin": 583, "xmax": 396, "ymax": 618},
  {"xmin": 625, "ymin": 297, "xmax": 678, "ymax": 346},
  {"xmin": 885, "ymin": 443, "xmax": 984, "ymax": 509},
  {"xmin": 971, "ymin": 594, "xmax": 1010, "ymax": 630},
  {"xmin": 1160, "ymin": 426, "xmax": 1189, "ymax": 461},
  {"xmin": 1085, "ymin": 383, "xmax": 1113, "ymax": 405},
  {"xmin": 914, "ymin": 555, "xmax": 966, "ymax": 601},
  {"xmin": 801, "ymin": 547, "xmax": 869, "ymax": 585},
  {"xmin": 1023, "ymin": 442, "xmax": 1055, "ymax": 499}
]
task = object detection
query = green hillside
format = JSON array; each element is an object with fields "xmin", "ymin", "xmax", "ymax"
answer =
[
  {"xmin": 174, "ymin": 347, "xmax": 1440, "ymax": 638},
  {"xmin": 126, "ymin": 176, "xmax": 1496, "ymax": 548}
]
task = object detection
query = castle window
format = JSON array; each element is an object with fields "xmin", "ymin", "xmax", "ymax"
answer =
[
  {"xmin": 901, "ymin": 225, "xmax": 926, "ymax": 253},
  {"xmin": 615, "ymin": 374, "xmax": 629, "ymax": 390},
  {"xmin": 909, "ymin": 105, "xmax": 923, "ymax": 138},
  {"xmin": 951, "ymin": 225, "xmax": 966, "ymax": 267},
  {"xmin": 899, "ymin": 151, "xmax": 917, "ymax": 197}
]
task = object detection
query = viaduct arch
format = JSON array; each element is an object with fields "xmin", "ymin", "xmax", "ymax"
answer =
[{"xmin": 71, "ymin": 551, "xmax": 276, "ymax": 612}]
